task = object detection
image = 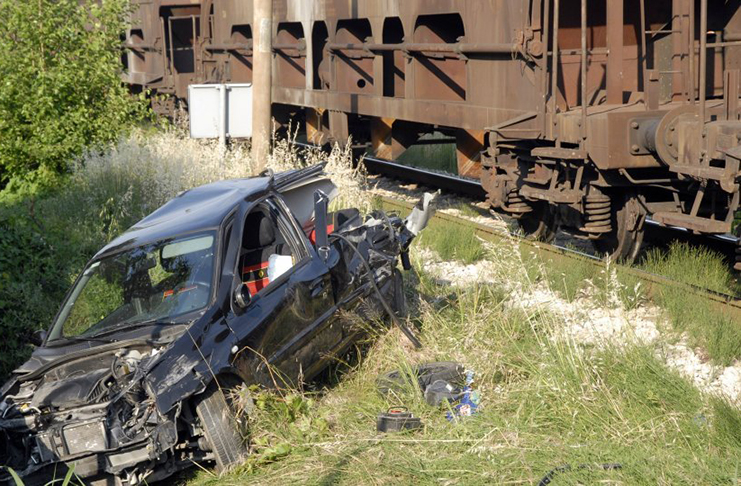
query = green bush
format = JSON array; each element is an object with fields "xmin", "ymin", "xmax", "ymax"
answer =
[
  {"xmin": 0, "ymin": 212, "xmax": 78, "ymax": 378},
  {"xmin": 0, "ymin": 0, "xmax": 147, "ymax": 196}
]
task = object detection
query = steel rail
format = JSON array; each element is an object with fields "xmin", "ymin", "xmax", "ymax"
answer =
[
  {"xmin": 326, "ymin": 42, "xmax": 521, "ymax": 56},
  {"xmin": 363, "ymin": 156, "xmax": 486, "ymax": 198},
  {"xmin": 379, "ymin": 196, "xmax": 741, "ymax": 320}
]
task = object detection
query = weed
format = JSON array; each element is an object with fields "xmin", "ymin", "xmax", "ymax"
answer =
[
  {"xmin": 641, "ymin": 242, "xmax": 741, "ymax": 366},
  {"xmin": 3, "ymin": 465, "xmax": 81, "ymax": 485},
  {"xmin": 515, "ymin": 239, "xmax": 739, "ymax": 366},
  {"xmin": 642, "ymin": 242, "xmax": 738, "ymax": 295},
  {"xmin": 415, "ymin": 218, "xmax": 486, "ymax": 264}
]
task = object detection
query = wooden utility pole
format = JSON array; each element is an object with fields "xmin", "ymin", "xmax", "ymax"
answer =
[{"xmin": 252, "ymin": 0, "xmax": 273, "ymax": 172}]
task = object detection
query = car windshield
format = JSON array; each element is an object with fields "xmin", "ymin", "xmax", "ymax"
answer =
[{"xmin": 51, "ymin": 232, "xmax": 217, "ymax": 340}]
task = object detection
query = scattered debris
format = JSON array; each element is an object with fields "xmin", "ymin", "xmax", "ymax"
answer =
[
  {"xmin": 377, "ymin": 363, "xmax": 481, "ymax": 421},
  {"xmin": 414, "ymin": 246, "xmax": 741, "ymax": 405},
  {"xmin": 538, "ymin": 463, "xmax": 623, "ymax": 486},
  {"xmin": 376, "ymin": 408, "xmax": 423, "ymax": 433},
  {"xmin": 445, "ymin": 370, "xmax": 480, "ymax": 421},
  {"xmin": 424, "ymin": 380, "xmax": 461, "ymax": 407},
  {"xmin": 377, "ymin": 362, "xmax": 465, "ymax": 397}
]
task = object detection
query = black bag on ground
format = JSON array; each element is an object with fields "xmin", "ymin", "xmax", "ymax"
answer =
[{"xmin": 376, "ymin": 361, "xmax": 465, "ymax": 396}]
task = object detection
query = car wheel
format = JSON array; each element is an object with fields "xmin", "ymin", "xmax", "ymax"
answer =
[{"xmin": 195, "ymin": 381, "xmax": 248, "ymax": 472}]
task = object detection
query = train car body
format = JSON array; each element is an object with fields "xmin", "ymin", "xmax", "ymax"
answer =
[{"xmin": 124, "ymin": 0, "xmax": 741, "ymax": 264}]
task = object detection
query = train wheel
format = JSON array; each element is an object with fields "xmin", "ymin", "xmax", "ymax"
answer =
[
  {"xmin": 594, "ymin": 193, "xmax": 645, "ymax": 262},
  {"xmin": 515, "ymin": 202, "xmax": 558, "ymax": 243}
]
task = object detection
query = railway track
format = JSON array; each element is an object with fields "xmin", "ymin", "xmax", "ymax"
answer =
[
  {"xmin": 380, "ymin": 196, "xmax": 741, "ymax": 322},
  {"xmin": 363, "ymin": 156, "xmax": 486, "ymax": 199}
]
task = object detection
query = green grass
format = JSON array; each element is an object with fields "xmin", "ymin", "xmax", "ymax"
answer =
[
  {"xmin": 376, "ymin": 200, "xmax": 487, "ymax": 265},
  {"xmin": 384, "ymin": 199, "xmax": 738, "ymax": 367},
  {"xmin": 522, "ymin": 249, "xmax": 596, "ymax": 302},
  {"xmin": 517, "ymin": 240, "xmax": 740, "ymax": 366},
  {"xmin": 517, "ymin": 244, "xmax": 647, "ymax": 313},
  {"xmin": 182, "ymin": 269, "xmax": 741, "ymax": 486},
  {"xmin": 415, "ymin": 216, "xmax": 486, "ymax": 264},
  {"xmin": 641, "ymin": 242, "xmax": 739, "ymax": 295},
  {"xmin": 640, "ymin": 242, "xmax": 741, "ymax": 367},
  {"xmin": 396, "ymin": 134, "xmax": 457, "ymax": 174}
]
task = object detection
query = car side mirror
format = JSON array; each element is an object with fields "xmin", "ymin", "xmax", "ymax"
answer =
[
  {"xmin": 233, "ymin": 282, "xmax": 252, "ymax": 310},
  {"xmin": 30, "ymin": 329, "xmax": 47, "ymax": 347},
  {"xmin": 314, "ymin": 190, "xmax": 330, "ymax": 261}
]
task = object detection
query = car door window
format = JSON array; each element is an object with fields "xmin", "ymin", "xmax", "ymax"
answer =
[{"xmin": 238, "ymin": 199, "xmax": 304, "ymax": 296}]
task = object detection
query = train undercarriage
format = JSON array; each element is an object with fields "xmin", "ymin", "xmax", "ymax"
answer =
[{"xmin": 482, "ymin": 101, "xmax": 741, "ymax": 263}]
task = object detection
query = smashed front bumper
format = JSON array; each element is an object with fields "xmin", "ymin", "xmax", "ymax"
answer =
[{"xmin": 0, "ymin": 392, "xmax": 203, "ymax": 485}]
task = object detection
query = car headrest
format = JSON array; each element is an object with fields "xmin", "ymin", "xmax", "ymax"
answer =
[
  {"xmin": 243, "ymin": 212, "xmax": 276, "ymax": 250},
  {"xmin": 161, "ymin": 247, "xmax": 213, "ymax": 274},
  {"xmin": 160, "ymin": 255, "xmax": 181, "ymax": 273}
]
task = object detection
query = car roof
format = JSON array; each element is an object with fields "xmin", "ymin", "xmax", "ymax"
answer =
[{"xmin": 95, "ymin": 177, "xmax": 271, "ymax": 258}]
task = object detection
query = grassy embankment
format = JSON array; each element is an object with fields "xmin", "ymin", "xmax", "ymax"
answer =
[
  {"xmin": 186, "ymin": 237, "xmax": 740, "ymax": 485},
  {"xmin": 194, "ymin": 163, "xmax": 740, "ymax": 483},
  {"xmin": 401, "ymin": 196, "xmax": 740, "ymax": 367}
]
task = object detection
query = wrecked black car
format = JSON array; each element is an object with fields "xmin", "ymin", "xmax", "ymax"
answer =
[{"xmin": 0, "ymin": 165, "xmax": 433, "ymax": 485}]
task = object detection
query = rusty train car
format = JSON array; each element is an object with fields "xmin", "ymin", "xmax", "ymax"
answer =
[{"xmin": 123, "ymin": 0, "xmax": 741, "ymax": 265}]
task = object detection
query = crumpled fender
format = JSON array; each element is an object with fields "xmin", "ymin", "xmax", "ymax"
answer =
[
  {"xmin": 144, "ymin": 315, "xmax": 239, "ymax": 414},
  {"xmin": 404, "ymin": 191, "xmax": 438, "ymax": 237}
]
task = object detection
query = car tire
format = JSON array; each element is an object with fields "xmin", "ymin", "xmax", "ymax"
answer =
[{"xmin": 195, "ymin": 381, "xmax": 248, "ymax": 472}]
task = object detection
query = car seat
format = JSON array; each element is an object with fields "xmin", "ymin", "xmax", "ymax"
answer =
[
  {"xmin": 241, "ymin": 211, "xmax": 290, "ymax": 294},
  {"xmin": 308, "ymin": 208, "xmax": 361, "ymax": 245}
]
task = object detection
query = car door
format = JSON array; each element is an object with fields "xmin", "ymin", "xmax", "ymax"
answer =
[{"xmin": 227, "ymin": 195, "xmax": 340, "ymax": 387}]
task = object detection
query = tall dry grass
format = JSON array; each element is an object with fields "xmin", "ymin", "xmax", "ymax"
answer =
[{"xmin": 72, "ymin": 126, "xmax": 370, "ymax": 224}]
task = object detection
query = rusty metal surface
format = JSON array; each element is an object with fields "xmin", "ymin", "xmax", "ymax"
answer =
[{"xmin": 123, "ymin": 0, "xmax": 741, "ymax": 255}]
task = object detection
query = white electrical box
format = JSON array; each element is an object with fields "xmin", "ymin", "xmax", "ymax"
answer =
[{"xmin": 188, "ymin": 83, "xmax": 253, "ymax": 139}]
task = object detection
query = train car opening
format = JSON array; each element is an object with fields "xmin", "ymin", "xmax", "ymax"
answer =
[
  {"xmin": 413, "ymin": 13, "xmax": 467, "ymax": 102},
  {"xmin": 161, "ymin": 6, "xmax": 201, "ymax": 76},
  {"xmin": 382, "ymin": 17, "xmax": 405, "ymax": 98},
  {"xmin": 312, "ymin": 22, "xmax": 329, "ymax": 90},
  {"xmin": 335, "ymin": 19, "xmax": 374, "ymax": 94},
  {"xmin": 229, "ymin": 24, "xmax": 253, "ymax": 83},
  {"xmin": 127, "ymin": 29, "xmax": 146, "ymax": 75},
  {"xmin": 275, "ymin": 22, "xmax": 306, "ymax": 89}
]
